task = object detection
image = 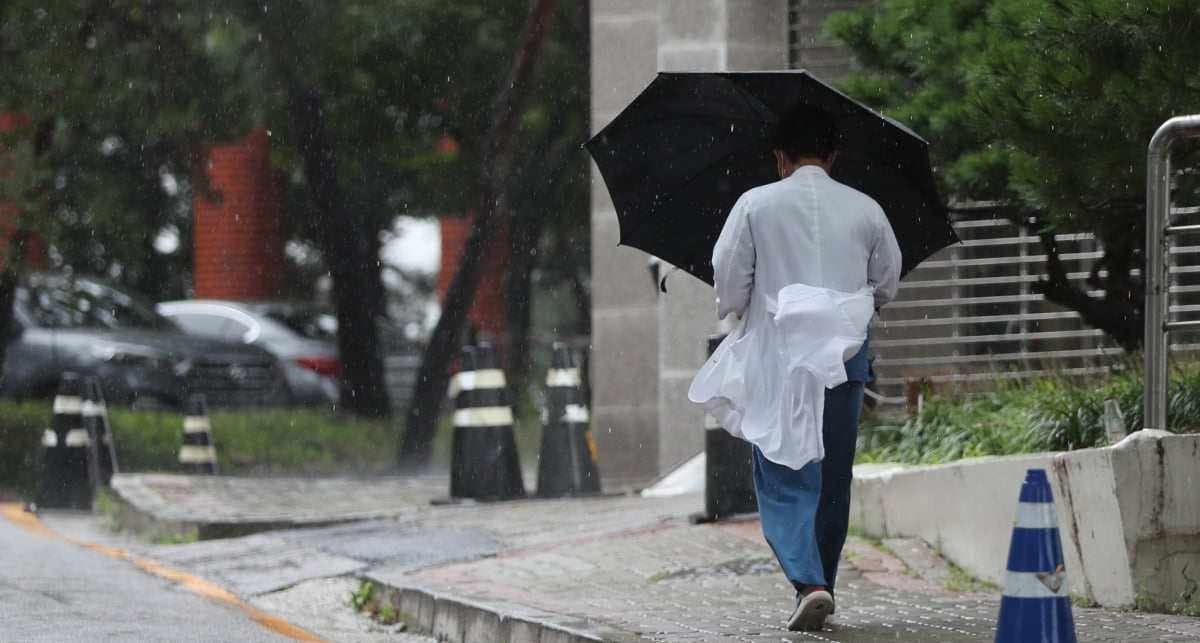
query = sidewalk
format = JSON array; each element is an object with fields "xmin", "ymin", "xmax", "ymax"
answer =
[{"xmin": 103, "ymin": 473, "xmax": 1200, "ymax": 642}]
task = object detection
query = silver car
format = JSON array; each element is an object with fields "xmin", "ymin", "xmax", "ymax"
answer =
[{"xmin": 157, "ymin": 300, "xmax": 341, "ymax": 407}]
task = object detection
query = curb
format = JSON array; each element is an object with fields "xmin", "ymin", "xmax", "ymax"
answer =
[
  {"xmin": 365, "ymin": 576, "xmax": 645, "ymax": 643},
  {"xmin": 108, "ymin": 474, "xmax": 406, "ymax": 541}
]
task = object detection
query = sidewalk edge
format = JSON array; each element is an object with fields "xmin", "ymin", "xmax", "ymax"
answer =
[{"xmin": 365, "ymin": 574, "xmax": 647, "ymax": 643}]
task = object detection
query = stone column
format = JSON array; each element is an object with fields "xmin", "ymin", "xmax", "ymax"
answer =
[
  {"xmin": 590, "ymin": 1, "xmax": 663, "ymax": 488},
  {"xmin": 590, "ymin": 0, "xmax": 789, "ymax": 489}
]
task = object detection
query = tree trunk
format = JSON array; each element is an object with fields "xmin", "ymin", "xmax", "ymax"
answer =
[
  {"xmin": 286, "ymin": 84, "xmax": 390, "ymax": 418},
  {"xmin": 1031, "ymin": 227, "xmax": 1143, "ymax": 352},
  {"xmin": 0, "ymin": 268, "xmax": 15, "ymax": 372},
  {"xmin": 398, "ymin": 0, "xmax": 560, "ymax": 470},
  {"xmin": 503, "ymin": 209, "xmax": 543, "ymax": 413}
]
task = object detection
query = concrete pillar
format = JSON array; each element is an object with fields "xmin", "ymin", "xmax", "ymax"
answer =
[
  {"xmin": 193, "ymin": 128, "xmax": 283, "ymax": 300},
  {"xmin": 590, "ymin": 1, "xmax": 789, "ymax": 489},
  {"xmin": 590, "ymin": 1, "xmax": 663, "ymax": 489}
]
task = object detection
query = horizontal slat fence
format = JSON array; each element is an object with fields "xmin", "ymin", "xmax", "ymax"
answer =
[{"xmin": 870, "ymin": 210, "xmax": 1122, "ymax": 404}]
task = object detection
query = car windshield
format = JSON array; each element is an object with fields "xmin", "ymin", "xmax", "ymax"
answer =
[{"xmin": 18, "ymin": 276, "xmax": 174, "ymax": 330}]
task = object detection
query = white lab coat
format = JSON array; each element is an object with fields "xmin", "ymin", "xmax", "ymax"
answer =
[{"xmin": 688, "ymin": 165, "xmax": 902, "ymax": 469}]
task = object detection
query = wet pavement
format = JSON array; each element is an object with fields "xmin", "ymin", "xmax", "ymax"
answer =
[{"xmin": 37, "ymin": 473, "xmax": 1200, "ymax": 641}]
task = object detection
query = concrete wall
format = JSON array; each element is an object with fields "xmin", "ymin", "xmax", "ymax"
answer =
[
  {"xmin": 590, "ymin": 0, "xmax": 790, "ymax": 490},
  {"xmin": 851, "ymin": 430, "xmax": 1200, "ymax": 610},
  {"xmin": 591, "ymin": 1, "xmax": 663, "ymax": 490}
]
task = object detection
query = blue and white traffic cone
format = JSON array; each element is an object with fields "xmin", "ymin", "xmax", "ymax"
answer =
[{"xmin": 995, "ymin": 468, "xmax": 1077, "ymax": 643}]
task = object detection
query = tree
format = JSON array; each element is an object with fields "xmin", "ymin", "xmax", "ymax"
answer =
[
  {"xmin": 827, "ymin": 0, "xmax": 1200, "ymax": 350},
  {"xmin": 398, "ymin": 0, "xmax": 563, "ymax": 470},
  {"xmin": 0, "ymin": 2, "xmax": 592, "ymax": 419}
]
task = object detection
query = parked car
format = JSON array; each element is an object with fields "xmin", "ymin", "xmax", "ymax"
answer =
[
  {"xmin": 156, "ymin": 300, "xmax": 341, "ymax": 406},
  {"xmin": 1, "ymin": 273, "xmax": 288, "ymax": 410},
  {"xmin": 251, "ymin": 301, "xmax": 421, "ymax": 411},
  {"xmin": 156, "ymin": 299, "xmax": 421, "ymax": 410}
]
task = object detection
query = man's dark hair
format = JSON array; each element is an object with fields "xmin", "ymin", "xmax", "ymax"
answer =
[{"xmin": 772, "ymin": 105, "xmax": 838, "ymax": 162}]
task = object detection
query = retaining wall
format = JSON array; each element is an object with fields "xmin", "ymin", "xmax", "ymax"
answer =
[{"xmin": 850, "ymin": 430, "xmax": 1200, "ymax": 610}]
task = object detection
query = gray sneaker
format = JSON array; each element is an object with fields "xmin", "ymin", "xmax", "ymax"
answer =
[{"xmin": 787, "ymin": 588, "xmax": 833, "ymax": 631}]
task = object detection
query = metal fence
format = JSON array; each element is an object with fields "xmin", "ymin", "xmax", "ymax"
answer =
[{"xmin": 869, "ymin": 207, "xmax": 1123, "ymax": 404}]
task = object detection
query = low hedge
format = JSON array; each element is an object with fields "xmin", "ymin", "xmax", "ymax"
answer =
[{"xmin": 0, "ymin": 402, "xmax": 403, "ymax": 500}]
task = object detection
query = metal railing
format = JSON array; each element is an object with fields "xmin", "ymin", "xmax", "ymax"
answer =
[{"xmin": 1144, "ymin": 115, "xmax": 1200, "ymax": 430}]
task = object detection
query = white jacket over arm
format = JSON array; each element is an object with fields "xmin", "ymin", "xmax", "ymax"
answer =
[{"xmin": 690, "ymin": 166, "xmax": 902, "ymax": 469}]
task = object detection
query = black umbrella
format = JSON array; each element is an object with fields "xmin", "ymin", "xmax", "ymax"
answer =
[{"xmin": 584, "ymin": 70, "xmax": 959, "ymax": 285}]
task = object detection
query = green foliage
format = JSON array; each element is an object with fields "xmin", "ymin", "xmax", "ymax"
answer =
[
  {"xmin": 378, "ymin": 603, "xmax": 398, "ymax": 625},
  {"xmin": 0, "ymin": 1, "xmax": 589, "ymax": 310},
  {"xmin": 826, "ymin": 0, "xmax": 1200, "ymax": 349},
  {"xmin": 827, "ymin": 0, "xmax": 1200, "ymax": 220},
  {"xmin": 107, "ymin": 407, "xmax": 399, "ymax": 476},
  {"xmin": 859, "ymin": 361, "xmax": 1200, "ymax": 465},
  {"xmin": 349, "ymin": 580, "xmax": 373, "ymax": 612},
  {"xmin": 0, "ymin": 402, "xmax": 50, "ymax": 497},
  {"xmin": 0, "ymin": 401, "xmax": 400, "ymax": 499}
]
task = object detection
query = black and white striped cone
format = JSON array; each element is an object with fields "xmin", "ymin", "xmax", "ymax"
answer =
[
  {"xmin": 448, "ymin": 342, "xmax": 525, "ymax": 501},
  {"xmin": 691, "ymin": 333, "xmax": 757, "ymax": 524},
  {"xmin": 179, "ymin": 394, "xmax": 218, "ymax": 475},
  {"xmin": 536, "ymin": 342, "xmax": 601, "ymax": 498},
  {"xmin": 34, "ymin": 372, "xmax": 100, "ymax": 510},
  {"xmin": 995, "ymin": 468, "xmax": 1077, "ymax": 643},
  {"xmin": 82, "ymin": 376, "xmax": 119, "ymax": 485}
]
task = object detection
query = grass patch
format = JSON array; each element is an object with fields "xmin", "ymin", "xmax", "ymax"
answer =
[
  {"xmin": 942, "ymin": 561, "xmax": 997, "ymax": 593},
  {"xmin": 858, "ymin": 360, "xmax": 1200, "ymax": 465},
  {"xmin": 0, "ymin": 402, "xmax": 51, "ymax": 498},
  {"xmin": 0, "ymin": 390, "xmax": 548, "ymax": 499},
  {"xmin": 0, "ymin": 401, "xmax": 409, "ymax": 500},
  {"xmin": 108, "ymin": 406, "xmax": 403, "ymax": 476}
]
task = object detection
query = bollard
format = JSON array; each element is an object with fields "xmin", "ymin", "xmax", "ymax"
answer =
[
  {"xmin": 82, "ymin": 376, "xmax": 119, "ymax": 485},
  {"xmin": 536, "ymin": 342, "xmax": 601, "ymax": 498},
  {"xmin": 447, "ymin": 343, "xmax": 525, "ymax": 501},
  {"xmin": 34, "ymin": 372, "xmax": 99, "ymax": 510},
  {"xmin": 690, "ymin": 334, "xmax": 757, "ymax": 524},
  {"xmin": 179, "ymin": 394, "xmax": 218, "ymax": 475},
  {"xmin": 995, "ymin": 468, "xmax": 1077, "ymax": 643}
]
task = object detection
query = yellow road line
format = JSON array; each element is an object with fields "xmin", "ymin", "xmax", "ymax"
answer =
[{"xmin": 0, "ymin": 503, "xmax": 328, "ymax": 643}]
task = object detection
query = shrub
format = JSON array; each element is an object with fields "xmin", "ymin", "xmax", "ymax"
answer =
[{"xmin": 859, "ymin": 361, "xmax": 1200, "ymax": 465}]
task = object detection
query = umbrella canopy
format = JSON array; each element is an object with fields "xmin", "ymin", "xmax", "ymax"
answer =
[{"xmin": 585, "ymin": 70, "xmax": 959, "ymax": 285}]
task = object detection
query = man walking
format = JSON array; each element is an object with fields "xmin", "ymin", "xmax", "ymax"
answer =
[{"xmin": 689, "ymin": 105, "xmax": 902, "ymax": 631}]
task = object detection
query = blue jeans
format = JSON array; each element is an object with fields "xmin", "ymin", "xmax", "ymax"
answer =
[{"xmin": 752, "ymin": 381, "xmax": 863, "ymax": 594}]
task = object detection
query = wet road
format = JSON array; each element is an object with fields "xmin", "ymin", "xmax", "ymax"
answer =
[{"xmin": 0, "ymin": 504, "xmax": 318, "ymax": 643}]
